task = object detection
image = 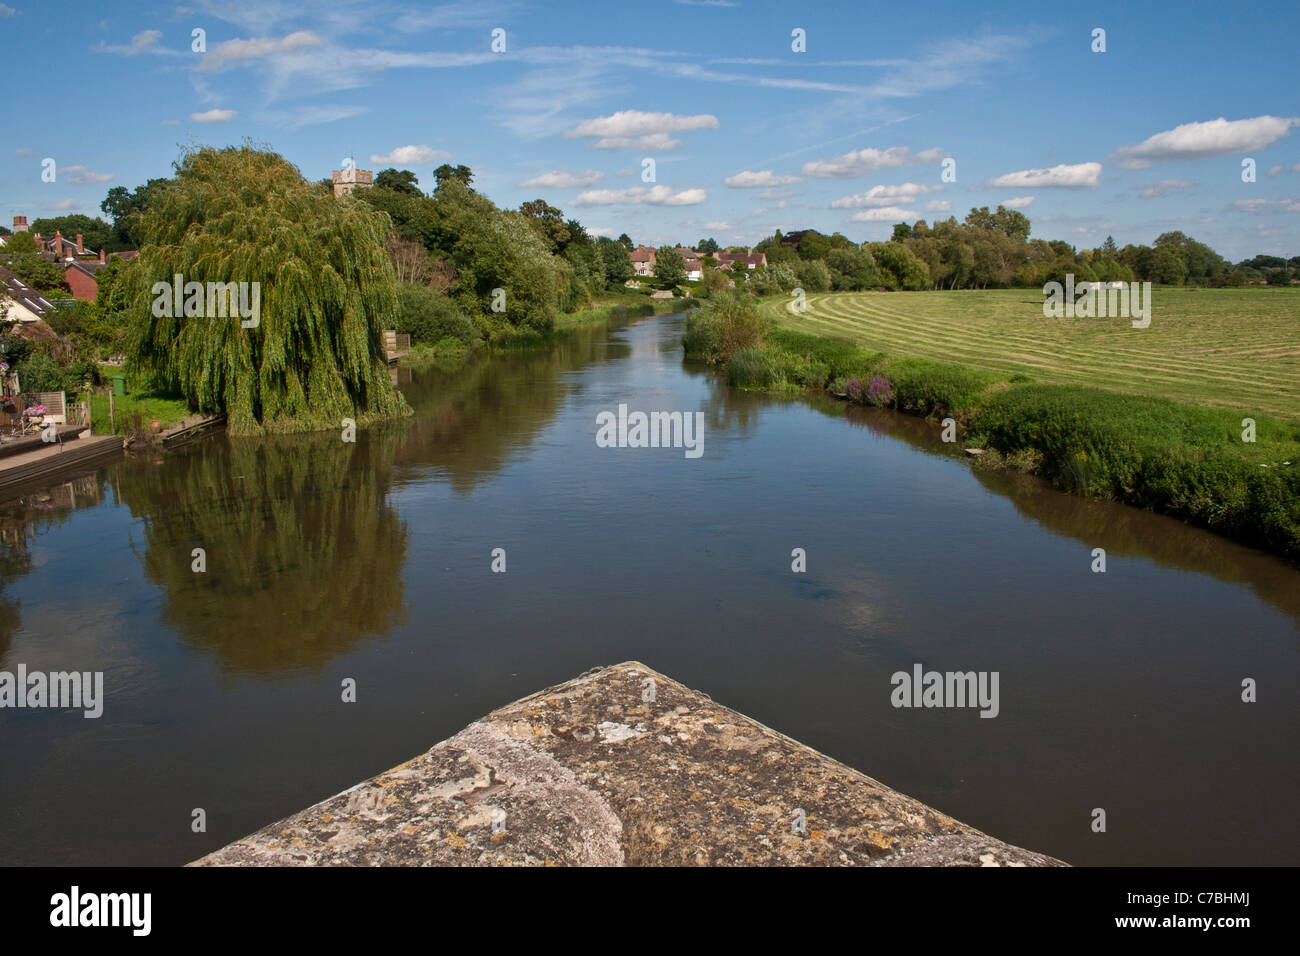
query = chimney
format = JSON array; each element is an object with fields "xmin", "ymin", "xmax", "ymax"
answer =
[
  {"xmin": 76, "ymin": 233, "xmax": 83, "ymax": 255},
  {"xmin": 11, "ymin": 215, "xmax": 28, "ymax": 232},
  {"xmin": 99, "ymin": 248, "xmax": 106, "ymax": 264},
  {"xmin": 54, "ymin": 230, "xmax": 63, "ymax": 257}
]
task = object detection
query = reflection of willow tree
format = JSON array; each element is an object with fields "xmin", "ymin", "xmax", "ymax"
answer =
[
  {"xmin": 391, "ymin": 321, "xmax": 628, "ymax": 494},
  {"xmin": 117, "ymin": 431, "xmax": 408, "ymax": 675},
  {"xmin": 974, "ymin": 464, "xmax": 1300, "ymax": 627}
]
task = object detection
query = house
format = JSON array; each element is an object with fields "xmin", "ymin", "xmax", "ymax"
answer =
[
  {"xmin": 630, "ymin": 245, "xmax": 656, "ymax": 277},
  {"xmin": 717, "ymin": 250, "xmax": 767, "ymax": 272},
  {"xmin": 0, "ymin": 265, "xmax": 57, "ymax": 323},
  {"xmin": 60, "ymin": 247, "xmax": 138, "ymax": 301},
  {"xmin": 64, "ymin": 260, "xmax": 108, "ymax": 301},
  {"xmin": 681, "ymin": 249, "xmax": 703, "ymax": 281},
  {"xmin": 41, "ymin": 230, "xmax": 99, "ymax": 262}
]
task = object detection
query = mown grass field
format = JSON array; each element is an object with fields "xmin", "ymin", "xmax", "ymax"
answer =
[{"xmin": 758, "ymin": 288, "xmax": 1300, "ymax": 421}]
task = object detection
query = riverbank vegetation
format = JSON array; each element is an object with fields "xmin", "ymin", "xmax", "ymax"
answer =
[{"xmin": 684, "ymin": 292, "xmax": 1300, "ymax": 559}]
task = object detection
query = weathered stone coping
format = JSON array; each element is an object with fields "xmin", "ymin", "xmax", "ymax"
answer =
[{"xmin": 193, "ymin": 662, "xmax": 1065, "ymax": 866}]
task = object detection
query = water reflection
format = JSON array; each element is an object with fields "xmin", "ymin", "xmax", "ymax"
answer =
[
  {"xmin": 114, "ymin": 431, "xmax": 409, "ymax": 675},
  {"xmin": 389, "ymin": 319, "xmax": 632, "ymax": 493},
  {"xmin": 0, "ymin": 476, "xmax": 109, "ymax": 661}
]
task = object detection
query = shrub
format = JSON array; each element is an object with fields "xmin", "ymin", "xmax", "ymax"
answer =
[
  {"xmin": 680, "ymin": 291, "xmax": 765, "ymax": 362},
  {"xmin": 395, "ymin": 282, "xmax": 477, "ymax": 347},
  {"xmin": 728, "ymin": 348, "xmax": 778, "ymax": 388}
]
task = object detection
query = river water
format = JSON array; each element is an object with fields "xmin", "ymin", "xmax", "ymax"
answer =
[{"xmin": 1, "ymin": 312, "xmax": 1295, "ymax": 866}]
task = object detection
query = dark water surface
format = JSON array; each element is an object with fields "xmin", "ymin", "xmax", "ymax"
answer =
[{"xmin": 1, "ymin": 313, "xmax": 1296, "ymax": 866}]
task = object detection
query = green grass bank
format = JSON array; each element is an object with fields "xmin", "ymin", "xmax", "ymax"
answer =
[{"xmin": 684, "ymin": 294, "xmax": 1300, "ymax": 561}]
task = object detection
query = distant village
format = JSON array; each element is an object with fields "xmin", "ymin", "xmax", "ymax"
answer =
[
  {"xmin": 629, "ymin": 245, "xmax": 766, "ymax": 282},
  {"xmin": 0, "ymin": 215, "xmax": 138, "ymax": 325}
]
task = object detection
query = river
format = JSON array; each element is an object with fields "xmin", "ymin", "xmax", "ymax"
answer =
[{"xmin": 1, "ymin": 311, "xmax": 1295, "ymax": 866}]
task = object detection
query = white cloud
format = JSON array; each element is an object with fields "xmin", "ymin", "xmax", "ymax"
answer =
[
  {"xmin": 1001, "ymin": 196, "xmax": 1034, "ymax": 209},
  {"xmin": 566, "ymin": 110, "xmax": 718, "ymax": 151},
  {"xmin": 67, "ymin": 169, "xmax": 115, "ymax": 184},
  {"xmin": 96, "ymin": 28, "xmax": 184, "ymax": 57},
  {"xmin": 924, "ymin": 199, "xmax": 951, "ymax": 212},
  {"xmin": 724, "ymin": 170, "xmax": 802, "ymax": 188},
  {"xmin": 47, "ymin": 199, "xmax": 80, "ymax": 211},
  {"xmin": 517, "ymin": 169, "xmax": 605, "ymax": 189},
  {"xmin": 13, "ymin": 147, "xmax": 32, "ymax": 156},
  {"xmin": 1232, "ymin": 198, "xmax": 1300, "ymax": 214},
  {"xmin": 126, "ymin": 29, "xmax": 161, "ymax": 55},
  {"xmin": 370, "ymin": 145, "xmax": 453, "ymax": 166},
  {"xmin": 802, "ymin": 146, "xmax": 943, "ymax": 178},
  {"xmin": 1110, "ymin": 116, "xmax": 1298, "ymax": 169},
  {"xmin": 1136, "ymin": 179, "xmax": 1192, "ymax": 199},
  {"xmin": 259, "ymin": 105, "xmax": 366, "ymax": 129},
  {"xmin": 830, "ymin": 182, "xmax": 942, "ymax": 208},
  {"xmin": 705, "ymin": 221, "xmax": 734, "ymax": 229},
  {"xmin": 195, "ymin": 30, "xmax": 325, "ymax": 71},
  {"xmin": 0, "ymin": 5, "xmax": 18, "ymax": 17},
  {"xmin": 573, "ymin": 185, "xmax": 707, "ymax": 206},
  {"xmin": 849, "ymin": 206, "xmax": 918, "ymax": 222},
  {"xmin": 191, "ymin": 108, "xmax": 236, "ymax": 123},
  {"xmin": 983, "ymin": 162, "xmax": 1102, "ymax": 189},
  {"xmin": 1267, "ymin": 164, "xmax": 1284, "ymax": 176}
]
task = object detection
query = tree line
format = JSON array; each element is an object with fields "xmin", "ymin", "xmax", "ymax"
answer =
[{"xmin": 730, "ymin": 206, "xmax": 1296, "ymax": 294}]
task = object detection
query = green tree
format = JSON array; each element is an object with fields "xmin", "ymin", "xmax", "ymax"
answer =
[
  {"xmin": 867, "ymin": 242, "xmax": 931, "ymax": 290},
  {"xmin": 618, "ymin": 233, "xmax": 634, "ymax": 251},
  {"xmin": 697, "ymin": 237, "xmax": 720, "ymax": 255},
  {"xmin": 0, "ymin": 231, "xmax": 65, "ymax": 291},
  {"xmin": 433, "ymin": 164, "xmax": 474, "ymax": 191},
  {"xmin": 595, "ymin": 236, "xmax": 634, "ymax": 285},
  {"xmin": 1152, "ymin": 244, "xmax": 1189, "ymax": 285},
  {"xmin": 124, "ymin": 144, "xmax": 410, "ymax": 435},
  {"xmin": 991, "ymin": 205, "xmax": 1031, "ymax": 243},
  {"xmin": 100, "ymin": 178, "xmax": 169, "ymax": 248},
  {"xmin": 30, "ymin": 214, "xmax": 117, "ymax": 254},
  {"xmin": 519, "ymin": 199, "xmax": 570, "ymax": 254},
  {"xmin": 374, "ymin": 168, "xmax": 423, "ymax": 196},
  {"xmin": 891, "ymin": 222, "xmax": 913, "ymax": 242},
  {"xmin": 653, "ymin": 246, "xmax": 687, "ymax": 286}
]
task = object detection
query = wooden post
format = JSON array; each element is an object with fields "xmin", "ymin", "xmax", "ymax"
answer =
[{"xmin": 108, "ymin": 387, "xmax": 115, "ymax": 434}]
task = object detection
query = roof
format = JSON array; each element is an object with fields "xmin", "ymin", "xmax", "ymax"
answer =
[
  {"xmin": 629, "ymin": 245, "xmax": 655, "ymax": 262},
  {"xmin": 0, "ymin": 265, "xmax": 58, "ymax": 318},
  {"xmin": 717, "ymin": 252, "xmax": 766, "ymax": 267},
  {"xmin": 65, "ymin": 261, "xmax": 107, "ymax": 278}
]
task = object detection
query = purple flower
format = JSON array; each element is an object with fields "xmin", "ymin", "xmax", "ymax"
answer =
[{"xmin": 865, "ymin": 373, "xmax": 894, "ymax": 406}]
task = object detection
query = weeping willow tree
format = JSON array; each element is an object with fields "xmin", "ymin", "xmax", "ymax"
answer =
[{"xmin": 125, "ymin": 144, "xmax": 410, "ymax": 435}]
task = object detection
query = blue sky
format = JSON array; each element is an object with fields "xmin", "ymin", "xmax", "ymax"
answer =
[{"xmin": 2, "ymin": 0, "xmax": 1297, "ymax": 259}]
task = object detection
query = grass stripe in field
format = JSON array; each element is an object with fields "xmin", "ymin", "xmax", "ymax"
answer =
[
  {"xmin": 786, "ymin": 308, "xmax": 1286, "ymax": 393},
  {"xmin": 761, "ymin": 289, "xmax": 1300, "ymax": 420}
]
